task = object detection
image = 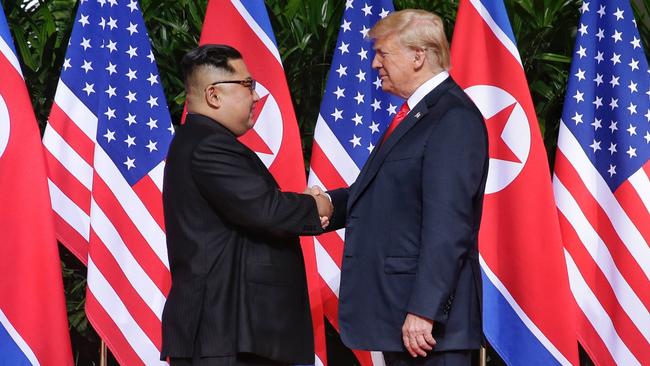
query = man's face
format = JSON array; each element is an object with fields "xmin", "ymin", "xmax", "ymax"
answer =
[
  {"xmin": 371, "ymin": 34, "xmax": 415, "ymax": 98},
  {"xmin": 211, "ymin": 59, "xmax": 260, "ymax": 136}
]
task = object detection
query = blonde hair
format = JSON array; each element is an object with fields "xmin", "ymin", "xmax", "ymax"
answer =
[{"xmin": 369, "ymin": 9, "xmax": 450, "ymax": 70}]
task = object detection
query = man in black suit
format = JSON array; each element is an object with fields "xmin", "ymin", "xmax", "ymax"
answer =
[
  {"xmin": 315, "ymin": 9, "xmax": 488, "ymax": 366},
  {"xmin": 161, "ymin": 45, "xmax": 332, "ymax": 366}
]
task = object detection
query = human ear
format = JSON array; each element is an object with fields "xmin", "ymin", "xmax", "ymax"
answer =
[{"xmin": 205, "ymin": 86, "xmax": 221, "ymax": 109}]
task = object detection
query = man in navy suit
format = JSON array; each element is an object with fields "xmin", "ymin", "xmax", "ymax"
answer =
[{"xmin": 317, "ymin": 9, "xmax": 488, "ymax": 366}]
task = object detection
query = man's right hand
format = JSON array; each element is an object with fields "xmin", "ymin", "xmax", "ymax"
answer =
[{"xmin": 304, "ymin": 186, "xmax": 332, "ymax": 228}]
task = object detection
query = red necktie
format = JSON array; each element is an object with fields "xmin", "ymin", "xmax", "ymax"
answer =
[{"xmin": 382, "ymin": 102, "xmax": 410, "ymax": 144}]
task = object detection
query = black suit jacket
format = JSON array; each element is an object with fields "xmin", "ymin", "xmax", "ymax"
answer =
[
  {"xmin": 161, "ymin": 114, "xmax": 322, "ymax": 363},
  {"xmin": 328, "ymin": 77, "xmax": 488, "ymax": 352}
]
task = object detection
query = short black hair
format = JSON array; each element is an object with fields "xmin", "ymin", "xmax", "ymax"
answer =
[{"xmin": 181, "ymin": 44, "xmax": 243, "ymax": 84}]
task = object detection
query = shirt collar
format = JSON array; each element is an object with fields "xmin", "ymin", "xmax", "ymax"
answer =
[{"xmin": 406, "ymin": 71, "xmax": 450, "ymax": 110}]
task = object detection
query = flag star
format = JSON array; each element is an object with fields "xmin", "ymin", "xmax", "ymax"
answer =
[
  {"xmin": 362, "ymin": 3, "xmax": 373, "ymax": 16},
  {"xmin": 589, "ymin": 139, "xmax": 601, "ymax": 152},
  {"xmin": 627, "ymin": 124, "xmax": 637, "ymax": 136},
  {"xmin": 124, "ymin": 135, "xmax": 136, "ymax": 147},
  {"xmin": 147, "ymin": 95, "xmax": 159, "ymax": 108},
  {"xmin": 338, "ymin": 41, "xmax": 350, "ymax": 54},
  {"xmin": 593, "ymin": 96, "xmax": 603, "ymax": 109},
  {"xmin": 609, "ymin": 120, "xmax": 618, "ymax": 133},
  {"xmin": 82, "ymin": 82, "xmax": 95, "ymax": 96},
  {"xmin": 373, "ymin": 76, "xmax": 382, "ymax": 89},
  {"xmin": 613, "ymin": 7, "xmax": 624, "ymax": 20},
  {"xmin": 580, "ymin": 1, "xmax": 589, "ymax": 13},
  {"xmin": 333, "ymin": 86, "xmax": 345, "ymax": 99},
  {"xmin": 371, "ymin": 98, "xmax": 381, "ymax": 111},
  {"xmin": 611, "ymin": 29, "xmax": 622, "ymax": 43},
  {"xmin": 125, "ymin": 91, "xmax": 137, "ymax": 103},
  {"xmin": 594, "ymin": 51, "xmax": 604, "ymax": 63},
  {"xmin": 352, "ymin": 113, "xmax": 363, "ymax": 125},
  {"xmin": 341, "ymin": 19, "xmax": 351, "ymax": 32},
  {"xmin": 627, "ymin": 103, "xmax": 637, "ymax": 114},
  {"xmin": 345, "ymin": 0, "xmax": 354, "ymax": 9},
  {"xmin": 358, "ymin": 48, "xmax": 368, "ymax": 60},
  {"xmin": 124, "ymin": 157, "xmax": 136, "ymax": 170},
  {"xmin": 107, "ymin": 0, "xmax": 117, "ymax": 6},
  {"xmin": 126, "ymin": 22, "xmax": 138, "ymax": 35},
  {"xmin": 356, "ymin": 69, "xmax": 366, "ymax": 82},
  {"xmin": 628, "ymin": 81, "xmax": 638, "ymax": 93},
  {"xmin": 168, "ymin": 125, "xmax": 175, "ymax": 134},
  {"xmin": 126, "ymin": 68, "xmax": 137, "ymax": 80},
  {"xmin": 106, "ymin": 62, "xmax": 117, "ymax": 75},
  {"xmin": 610, "ymin": 53, "xmax": 621, "ymax": 65},
  {"xmin": 81, "ymin": 60, "xmax": 93, "ymax": 73},
  {"xmin": 591, "ymin": 118, "xmax": 602, "ymax": 130},
  {"xmin": 106, "ymin": 40, "xmax": 117, "ymax": 53},
  {"xmin": 147, "ymin": 50, "xmax": 155, "ymax": 63},
  {"xmin": 350, "ymin": 135, "xmax": 362, "ymax": 148},
  {"xmin": 331, "ymin": 108, "xmax": 343, "ymax": 121},
  {"xmin": 336, "ymin": 64, "xmax": 347, "ymax": 78},
  {"xmin": 387, "ymin": 103, "xmax": 397, "ymax": 115},
  {"xmin": 597, "ymin": 4, "xmax": 606, "ymax": 17},
  {"xmin": 126, "ymin": 45, "xmax": 138, "ymax": 58},
  {"xmin": 127, "ymin": 0, "xmax": 138, "ymax": 12},
  {"xmin": 98, "ymin": 0, "xmax": 106, "ymax": 6},
  {"xmin": 629, "ymin": 58, "xmax": 639, "ymax": 71},
  {"xmin": 63, "ymin": 58, "xmax": 71, "ymax": 71},
  {"xmin": 631, "ymin": 36, "xmax": 641, "ymax": 49},
  {"xmin": 576, "ymin": 45, "xmax": 587, "ymax": 58},
  {"xmin": 595, "ymin": 28, "xmax": 605, "ymax": 41},
  {"xmin": 379, "ymin": 8, "xmax": 390, "ymax": 18},
  {"xmin": 593, "ymin": 73, "xmax": 603, "ymax": 85},
  {"xmin": 104, "ymin": 107, "xmax": 116, "ymax": 120},
  {"xmin": 80, "ymin": 37, "xmax": 92, "ymax": 50},
  {"xmin": 147, "ymin": 118, "xmax": 158, "ymax": 129},
  {"xmin": 626, "ymin": 146, "xmax": 637, "ymax": 158},
  {"xmin": 644, "ymin": 131, "xmax": 650, "ymax": 143},
  {"xmin": 125, "ymin": 113, "xmax": 137, "ymax": 125},
  {"xmin": 354, "ymin": 92, "xmax": 365, "ymax": 105},
  {"xmin": 367, "ymin": 142, "xmax": 375, "ymax": 153},
  {"xmin": 647, "ymin": 87, "xmax": 650, "ymax": 99},
  {"xmin": 360, "ymin": 25, "xmax": 370, "ymax": 38},
  {"xmin": 609, "ymin": 98, "xmax": 619, "ymax": 110},
  {"xmin": 608, "ymin": 164, "xmax": 616, "ymax": 177},
  {"xmin": 107, "ymin": 17, "xmax": 117, "ymax": 30},
  {"xmin": 608, "ymin": 142, "xmax": 617, "ymax": 155},
  {"xmin": 571, "ymin": 112, "xmax": 583, "ymax": 124},
  {"xmin": 573, "ymin": 90, "xmax": 584, "ymax": 103},
  {"xmin": 574, "ymin": 68, "xmax": 586, "ymax": 81},
  {"xmin": 78, "ymin": 14, "xmax": 90, "ymax": 27},
  {"xmin": 105, "ymin": 85, "xmax": 117, "ymax": 98},
  {"xmin": 609, "ymin": 75, "xmax": 620, "ymax": 87},
  {"xmin": 645, "ymin": 109, "xmax": 650, "ymax": 121},
  {"xmin": 147, "ymin": 73, "xmax": 159, "ymax": 86},
  {"xmin": 369, "ymin": 121, "xmax": 380, "ymax": 134},
  {"xmin": 146, "ymin": 140, "xmax": 158, "ymax": 152},
  {"xmin": 103, "ymin": 129, "xmax": 115, "ymax": 143},
  {"xmin": 578, "ymin": 23, "xmax": 588, "ymax": 36}
]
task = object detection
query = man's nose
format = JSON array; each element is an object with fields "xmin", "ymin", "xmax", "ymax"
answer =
[
  {"xmin": 252, "ymin": 90, "xmax": 260, "ymax": 102},
  {"xmin": 371, "ymin": 55, "xmax": 381, "ymax": 69}
]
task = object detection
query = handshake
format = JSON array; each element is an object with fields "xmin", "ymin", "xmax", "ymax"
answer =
[{"xmin": 304, "ymin": 186, "xmax": 333, "ymax": 229}]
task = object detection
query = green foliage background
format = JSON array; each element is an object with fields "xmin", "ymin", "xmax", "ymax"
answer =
[{"xmin": 1, "ymin": 0, "xmax": 649, "ymax": 364}]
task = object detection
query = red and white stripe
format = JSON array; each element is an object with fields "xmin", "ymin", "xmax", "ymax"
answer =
[
  {"xmin": 43, "ymin": 81, "xmax": 170, "ymax": 366},
  {"xmin": 553, "ymin": 120, "xmax": 650, "ymax": 366}
]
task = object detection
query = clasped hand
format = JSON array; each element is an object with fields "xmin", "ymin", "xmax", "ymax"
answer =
[{"xmin": 304, "ymin": 185, "xmax": 332, "ymax": 229}]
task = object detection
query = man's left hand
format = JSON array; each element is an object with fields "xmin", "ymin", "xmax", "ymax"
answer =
[{"xmin": 402, "ymin": 313, "xmax": 436, "ymax": 357}]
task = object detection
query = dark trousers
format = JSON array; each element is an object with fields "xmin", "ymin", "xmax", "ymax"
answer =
[
  {"xmin": 170, "ymin": 353, "xmax": 287, "ymax": 366},
  {"xmin": 383, "ymin": 350, "xmax": 472, "ymax": 366}
]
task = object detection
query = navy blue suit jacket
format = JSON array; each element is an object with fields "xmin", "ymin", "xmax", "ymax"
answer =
[{"xmin": 328, "ymin": 77, "xmax": 488, "ymax": 352}]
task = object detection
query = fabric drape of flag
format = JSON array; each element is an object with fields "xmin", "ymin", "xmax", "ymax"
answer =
[
  {"xmin": 197, "ymin": 1, "xmax": 328, "ymax": 364},
  {"xmin": 450, "ymin": 0, "xmax": 580, "ymax": 365},
  {"xmin": 306, "ymin": 1, "xmax": 402, "ymax": 365},
  {"xmin": 0, "ymin": 4, "xmax": 73, "ymax": 366},
  {"xmin": 553, "ymin": 1, "xmax": 650, "ymax": 365},
  {"xmin": 42, "ymin": 0, "xmax": 174, "ymax": 364}
]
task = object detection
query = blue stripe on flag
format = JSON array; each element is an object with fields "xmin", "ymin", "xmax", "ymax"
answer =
[
  {"xmin": 482, "ymin": 270, "xmax": 562, "ymax": 366},
  {"xmin": 240, "ymin": 0, "xmax": 278, "ymax": 47},
  {"xmin": 478, "ymin": 0, "xmax": 517, "ymax": 45},
  {"xmin": 0, "ymin": 324, "xmax": 32, "ymax": 366},
  {"xmin": 0, "ymin": 4, "xmax": 18, "ymax": 57}
]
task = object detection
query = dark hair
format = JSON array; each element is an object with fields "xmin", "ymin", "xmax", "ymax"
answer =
[{"xmin": 181, "ymin": 44, "xmax": 242, "ymax": 84}]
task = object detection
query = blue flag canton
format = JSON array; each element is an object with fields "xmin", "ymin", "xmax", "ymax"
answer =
[
  {"xmin": 319, "ymin": 0, "xmax": 403, "ymax": 169},
  {"xmin": 562, "ymin": 0, "xmax": 650, "ymax": 191},
  {"xmin": 62, "ymin": 0, "xmax": 173, "ymax": 185}
]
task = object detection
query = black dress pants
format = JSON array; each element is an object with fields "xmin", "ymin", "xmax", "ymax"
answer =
[{"xmin": 170, "ymin": 353, "xmax": 287, "ymax": 366}]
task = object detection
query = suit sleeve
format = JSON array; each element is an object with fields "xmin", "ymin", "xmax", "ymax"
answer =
[
  {"xmin": 325, "ymin": 187, "xmax": 350, "ymax": 231},
  {"xmin": 406, "ymin": 107, "xmax": 488, "ymax": 323},
  {"xmin": 190, "ymin": 133, "xmax": 323, "ymax": 236}
]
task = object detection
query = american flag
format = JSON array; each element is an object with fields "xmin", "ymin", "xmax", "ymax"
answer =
[
  {"xmin": 306, "ymin": 1, "xmax": 401, "ymax": 365},
  {"xmin": 42, "ymin": 0, "xmax": 173, "ymax": 364},
  {"xmin": 553, "ymin": 0, "xmax": 650, "ymax": 365}
]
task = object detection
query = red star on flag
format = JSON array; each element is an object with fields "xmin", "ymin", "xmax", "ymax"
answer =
[{"xmin": 487, "ymin": 102, "xmax": 520, "ymax": 163}]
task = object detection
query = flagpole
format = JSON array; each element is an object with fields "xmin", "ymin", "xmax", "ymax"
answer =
[
  {"xmin": 480, "ymin": 346, "xmax": 487, "ymax": 366},
  {"xmin": 100, "ymin": 340, "xmax": 108, "ymax": 366}
]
